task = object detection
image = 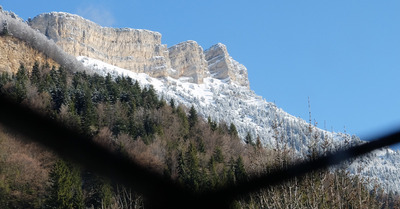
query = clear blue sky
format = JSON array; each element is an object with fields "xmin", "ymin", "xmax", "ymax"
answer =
[{"xmin": 1, "ymin": 1, "xmax": 400, "ymax": 142}]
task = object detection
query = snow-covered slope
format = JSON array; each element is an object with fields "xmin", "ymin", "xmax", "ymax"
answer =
[{"xmin": 78, "ymin": 56, "xmax": 400, "ymax": 193}]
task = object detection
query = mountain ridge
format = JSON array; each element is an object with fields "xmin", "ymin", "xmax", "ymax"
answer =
[
  {"xmin": 1, "ymin": 8, "xmax": 400, "ymax": 194},
  {"xmin": 28, "ymin": 11, "xmax": 250, "ymax": 88}
]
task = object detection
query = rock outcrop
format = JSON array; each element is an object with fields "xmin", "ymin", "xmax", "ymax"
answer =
[
  {"xmin": 28, "ymin": 12, "xmax": 249, "ymax": 87},
  {"xmin": 168, "ymin": 41, "xmax": 208, "ymax": 83},
  {"xmin": 0, "ymin": 35, "xmax": 59, "ymax": 74},
  {"xmin": 29, "ymin": 12, "xmax": 170, "ymax": 78},
  {"xmin": 205, "ymin": 43, "xmax": 249, "ymax": 88}
]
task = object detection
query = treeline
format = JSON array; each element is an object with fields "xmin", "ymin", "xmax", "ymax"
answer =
[{"xmin": 0, "ymin": 62, "xmax": 399, "ymax": 208}]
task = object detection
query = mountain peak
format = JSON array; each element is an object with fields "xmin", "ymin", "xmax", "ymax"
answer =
[{"xmin": 205, "ymin": 43, "xmax": 250, "ymax": 88}]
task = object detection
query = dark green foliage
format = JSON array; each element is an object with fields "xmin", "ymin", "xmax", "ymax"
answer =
[
  {"xmin": 245, "ymin": 132, "xmax": 254, "ymax": 146},
  {"xmin": 207, "ymin": 116, "xmax": 217, "ymax": 131},
  {"xmin": 177, "ymin": 150, "xmax": 187, "ymax": 183},
  {"xmin": 227, "ymin": 157, "xmax": 236, "ymax": 184},
  {"xmin": 170, "ymin": 98, "xmax": 175, "ymax": 110},
  {"xmin": 12, "ymin": 64, "xmax": 28, "ymax": 102},
  {"xmin": 229, "ymin": 123, "xmax": 239, "ymax": 139},
  {"xmin": 176, "ymin": 106, "xmax": 189, "ymax": 139},
  {"xmin": 225, "ymin": 156, "xmax": 247, "ymax": 184},
  {"xmin": 197, "ymin": 137, "xmax": 205, "ymax": 153},
  {"xmin": 30, "ymin": 61, "xmax": 40, "ymax": 85},
  {"xmin": 0, "ymin": 72, "xmax": 10, "ymax": 90},
  {"xmin": 234, "ymin": 156, "xmax": 247, "ymax": 182},
  {"xmin": 213, "ymin": 147, "xmax": 224, "ymax": 163},
  {"xmin": 217, "ymin": 122, "xmax": 229, "ymax": 135},
  {"xmin": 46, "ymin": 160, "xmax": 84, "ymax": 209},
  {"xmin": 188, "ymin": 105, "xmax": 198, "ymax": 129},
  {"xmin": 142, "ymin": 86, "xmax": 158, "ymax": 109},
  {"xmin": 184, "ymin": 143, "xmax": 201, "ymax": 191}
]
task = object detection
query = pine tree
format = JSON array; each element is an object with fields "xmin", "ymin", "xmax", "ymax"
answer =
[
  {"xmin": 170, "ymin": 98, "xmax": 175, "ymax": 110},
  {"xmin": 227, "ymin": 157, "xmax": 236, "ymax": 184},
  {"xmin": 46, "ymin": 160, "xmax": 84, "ymax": 209},
  {"xmin": 188, "ymin": 105, "xmax": 198, "ymax": 129},
  {"xmin": 14, "ymin": 64, "xmax": 28, "ymax": 102},
  {"xmin": 245, "ymin": 132, "xmax": 254, "ymax": 146},
  {"xmin": 30, "ymin": 61, "xmax": 41, "ymax": 85},
  {"xmin": 229, "ymin": 123, "xmax": 239, "ymax": 139},
  {"xmin": 185, "ymin": 143, "xmax": 201, "ymax": 192},
  {"xmin": 177, "ymin": 150, "xmax": 187, "ymax": 183},
  {"xmin": 176, "ymin": 106, "xmax": 189, "ymax": 139},
  {"xmin": 234, "ymin": 156, "xmax": 247, "ymax": 182},
  {"xmin": 213, "ymin": 146, "xmax": 224, "ymax": 163},
  {"xmin": 208, "ymin": 156, "xmax": 219, "ymax": 189},
  {"xmin": 207, "ymin": 116, "xmax": 217, "ymax": 131},
  {"xmin": 256, "ymin": 135, "xmax": 262, "ymax": 150},
  {"xmin": 0, "ymin": 72, "xmax": 10, "ymax": 90},
  {"xmin": 1, "ymin": 20, "xmax": 8, "ymax": 36}
]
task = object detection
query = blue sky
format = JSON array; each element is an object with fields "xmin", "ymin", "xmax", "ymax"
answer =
[{"xmin": 1, "ymin": 1, "xmax": 400, "ymax": 142}]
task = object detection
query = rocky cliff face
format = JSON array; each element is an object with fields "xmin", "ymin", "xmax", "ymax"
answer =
[
  {"xmin": 168, "ymin": 41, "xmax": 208, "ymax": 83},
  {"xmin": 0, "ymin": 35, "xmax": 59, "ymax": 74},
  {"xmin": 29, "ymin": 12, "xmax": 170, "ymax": 78},
  {"xmin": 205, "ymin": 43, "xmax": 249, "ymax": 88},
  {"xmin": 28, "ymin": 12, "xmax": 249, "ymax": 87}
]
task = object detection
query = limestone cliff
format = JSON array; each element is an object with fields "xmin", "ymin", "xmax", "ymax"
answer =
[
  {"xmin": 28, "ymin": 12, "xmax": 249, "ymax": 87},
  {"xmin": 205, "ymin": 43, "xmax": 249, "ymax": 88},
  {"xmin": 0, "ymin": 35, "xmax": 59, "ymax": 74},
  {"xmin": 29, "ymin": 12, "xmax": 170, "ymax": 78},
  {"xmin": 168, "ymin": 41, "xmax": 208, "ymax": 83}
]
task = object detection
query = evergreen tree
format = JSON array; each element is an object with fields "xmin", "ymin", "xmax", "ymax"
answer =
[
  {"xmin": 1, "ymin": 20, "xmax": 8, "ymax": 36},
  {"xmin": 234, "ymin": 156, "xmax": 247, "ymax": 182},
  {"xmin": 208, "ymin": 156, "xmax": 219, "ymax": 189},
  {"xmin": 13, "ymin": 64, "xmax": 28, "ymax": 102},
  {"xmin": 227, "ymin": 157, "xmax": 236, "ymax": 184},
  {"xmin": 176, "ymin": 106, "xmax": 189, "ymax": 139},
  {"xmin": 245, "ymin": 132, "xmax": 254, "ymax": 146},
  {"xmin": 46, "ymin": 160, "xmax": 84, "ymax": 209},
  {"xmin": 170, "ymin": 98, "xmax": 175, "ymax": 110},
  {"xmin": 188, "ymin": 105, "xmax": 198, "ymax": 129},
  {"xmin": 213, "ymin": 146, "xmax": 224, "ymax": 163},
  {"xmin": 30, "ymin": 61, "xmax": 40, "ymax": 85},
  {"xmin": 132, "ymin": 81, "xmax": 142, "ymax": 106},
  {"xmin": 207, "ymin": 116, "xmax": 217, "ymax": 131},
  {"xmin": 177, "ymin": 150, "xmax": 187, "ymax": 184},
  {"xmin": 0, "ymin": 72, "xmax": 10, "ymax": 90},
  {"xmin": 229, "ymin": 123, "xmax": 239, "ymax": 139},
  {"xmin": 185, "ymin": 143, "xmax": 201, "ymax": 191},
  {"xmin": 256, "ymin": 135, "xmax": 262, "ymax": 150},
  {"xmin": 142, "ymin": 86, "xmax": 158, "ymax": 108}
]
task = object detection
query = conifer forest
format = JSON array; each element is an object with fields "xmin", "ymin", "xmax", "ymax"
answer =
[{"xmin": 0, "ymin": 61, "xmax": 399, "ymax": 208}]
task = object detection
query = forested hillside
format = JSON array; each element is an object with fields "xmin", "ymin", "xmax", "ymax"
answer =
[
  {"xmin": 1, "ymin": 6, "xmax": 400, "ymax": 208},
  {"xmin": 0, "ymin": 59, "xmax": 399, "ymax": 208}
]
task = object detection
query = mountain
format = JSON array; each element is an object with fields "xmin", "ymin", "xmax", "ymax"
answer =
[
  {"xmin": 28, "ymin": 12, "xmax": 249, "ymax": 88},
  {"xmin": 1, "ymin": 8, "xmax": 400, "ymax": 193}
]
